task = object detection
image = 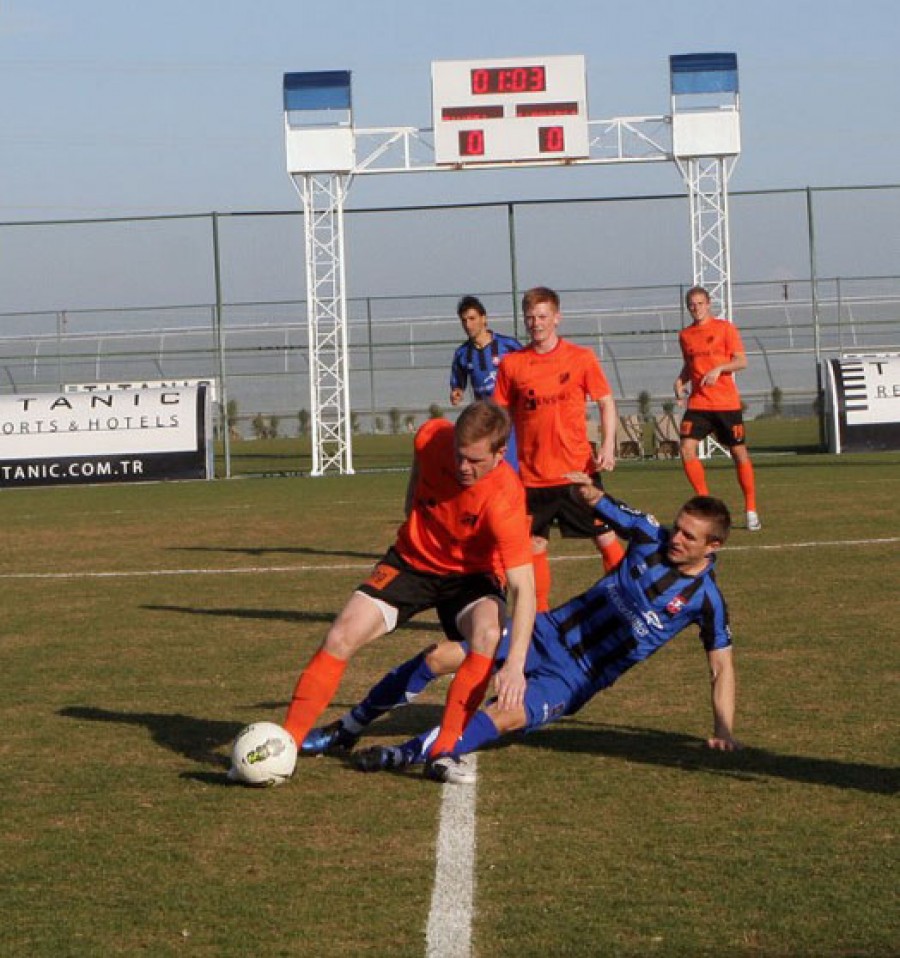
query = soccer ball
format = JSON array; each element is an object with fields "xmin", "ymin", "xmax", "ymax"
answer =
[{"xmin": 228, "ymin": 722, "xmax": 297, "ymax": 786}]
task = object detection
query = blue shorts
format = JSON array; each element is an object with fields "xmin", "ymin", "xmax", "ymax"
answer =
[{"xmin": 483, "ymin": 616, "xmax": 594, "ymax": 732}]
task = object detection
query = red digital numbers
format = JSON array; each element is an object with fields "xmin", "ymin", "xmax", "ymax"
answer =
[
  {"xmin": 471, "ymin": 66, "xmax": 546, "ymax": 95},
  {"xmin": 538, "ymin": 126, "xmax": 566, "ymax": 153},
  {"xmin": 458, "ymin": 129, "xmax": 485, "ymax": 157}
]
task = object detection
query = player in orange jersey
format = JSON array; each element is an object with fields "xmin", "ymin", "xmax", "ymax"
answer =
[
  {"xmin": 493, "ymin": 286, "xmax": 623, "ymax": 611},
  {"xmin": 674, "ymin": 286, "xmax": 761, "ymax": 531},
  {"xmin": 279, "ymin": 400, "xmax": 536, "ymax": 783}
]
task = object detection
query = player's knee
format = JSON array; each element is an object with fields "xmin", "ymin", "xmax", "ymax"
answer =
[
  {"xmin": 323, "ymin": 619, "xmax": 369, "ymax": 659},
  {"xmin": 484, "ymin": 702, "xmax": 527, "ymax": 733},
  {"xmin": 467, "ymin": 620, "xmax": 503, "ymax": 656},
  {"xmin": 424, "ymin": 642, "xmax": 464, "ymax": 675}
]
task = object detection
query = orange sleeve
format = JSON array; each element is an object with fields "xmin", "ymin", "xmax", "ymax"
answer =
[
  {"xmin": 581, "ymin": 349, "xmax": 612, "ymax": 400},
  {"xmin": 483, "ymin": 480, "xmax": 532, "ymax": 571}
]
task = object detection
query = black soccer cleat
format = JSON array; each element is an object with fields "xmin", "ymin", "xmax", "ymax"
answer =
[
  {"xmin": 351, "ymin": 745, "xmax": 407, "ymax": 773},
  {"xmin": 300, "ymin": 720, "xmax": 360, "ymax": 756}
]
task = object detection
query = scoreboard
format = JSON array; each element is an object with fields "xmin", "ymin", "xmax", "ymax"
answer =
[{"xmin": 432, "ymin": 55, "xmax": 590, "ymax": 166}]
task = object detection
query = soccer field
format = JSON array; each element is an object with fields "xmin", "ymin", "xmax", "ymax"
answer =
[{"xmin": 1, "ymin": 452, "xmax": 897, "ymax": 957}]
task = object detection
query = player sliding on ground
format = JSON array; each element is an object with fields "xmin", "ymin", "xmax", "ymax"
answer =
[
  {"xmin": 283, "ymin": 400, "xmax": 536, "ymax": 784},
  {"xmin": 302, "ymin": 475, "xmax": 741, "ymax": 783}
]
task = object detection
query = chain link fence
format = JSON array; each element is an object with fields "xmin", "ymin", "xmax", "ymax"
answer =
[{"xmin": 1, "ymin": 186, "xmax": 898, "ymax": 472}]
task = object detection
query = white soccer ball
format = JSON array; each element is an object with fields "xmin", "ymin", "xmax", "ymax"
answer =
[{"xmin": 229, "ymin": 722, "xmax": 297, "ymax": 786}]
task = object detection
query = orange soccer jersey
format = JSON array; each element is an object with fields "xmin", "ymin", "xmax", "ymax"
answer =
[
  {"xmin": 493, "ymin": 339, "xmax": 612, "ymax": 488},
  {"xmin": 394, "ymin": 419, "xmax": 532, "ymax": 577},
  {"xmin": 679, "ymin": 318, "xmax": 745, "ymax": 411}
]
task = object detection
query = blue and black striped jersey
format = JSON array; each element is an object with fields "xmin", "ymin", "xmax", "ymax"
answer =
[
  {"xmin": 538, "ymin": 495, "xmax": 731, "ymax": 694},
  {"xmin": 450, "ymin": 332, "xmax": 522, "ymax": 400}
]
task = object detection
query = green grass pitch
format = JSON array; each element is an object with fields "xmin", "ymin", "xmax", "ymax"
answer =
[{"xmin": 1, "ymin": 449, "xmax": 897, "ymax": 957}]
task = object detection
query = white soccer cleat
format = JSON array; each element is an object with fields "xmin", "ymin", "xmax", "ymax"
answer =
[
  {"xmin": 746, "ymin": 510, "xmax": 762, "ymax": 532},
  {"xmin": 424, "ymin": 754, "xmax": 477, "ymax": 785}
]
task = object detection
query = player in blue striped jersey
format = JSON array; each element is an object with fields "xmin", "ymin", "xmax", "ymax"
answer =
[
  {"xmin": 316, "ymin": 474, "xmax": 740, "ymax": 782},
  {"xmin": 450, "ymin": 295, "xmax": 522, "ymax": 469},
  {"xmin": 449, "ymin": 295, "xmax": 523, "ymax": 404}
]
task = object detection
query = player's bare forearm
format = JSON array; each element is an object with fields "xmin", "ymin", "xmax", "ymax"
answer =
[
  {"xmin": 595, "ymin": 440, "xmax": 617, "ymax": 472},
  {"xmin": 596, "ymin": 397, "xmax": 618, "ymax": 471},
  {"xmin": 497, "ymin": 563, "xmax": 536, "ymax": 710},
  {"xmin": 707, "ymin": 647, "xmax": 742, "ymax": 751}
]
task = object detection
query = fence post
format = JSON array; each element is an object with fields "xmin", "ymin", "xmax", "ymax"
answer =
[
  {"xmin": 211, "ymin": 211, "xmax": 231, "ymax": 478},
  {"xmin": 507, "ymin": 203, "xmax": 520, "ymax": 339},
  {"xmin": 806, "ymin": 186, "xmax": 821, "ymax": 364},
  {"xmin": 366, "ymin": 297, "xmax": 375, "ymax": 425}
]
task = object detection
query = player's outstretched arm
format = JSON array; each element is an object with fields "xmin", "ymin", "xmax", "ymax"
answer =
[
  {"xmin": 564, "ymin": 471, "xmax": 604, "ymax": 509},
  {"xmin": 706, "ymin": 647, "xmax": 742, "ymax": 751}
]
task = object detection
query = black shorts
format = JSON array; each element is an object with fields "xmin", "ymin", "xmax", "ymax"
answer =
[
  {"xmin": 680, "ymin": 409, "xmax": 747, "ymax": 448},
  {"xmin": 526, "ymin": 477, "xmax": 612, "ymax": 540},
  {"xmin": 356, "ymin": 547, "xmax": 505, "ymax": 642}
]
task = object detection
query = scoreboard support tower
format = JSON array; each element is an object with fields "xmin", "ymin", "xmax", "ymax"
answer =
[{"xmin": 283, "ymin": 54, "xmax": 741, "ymax": 476}]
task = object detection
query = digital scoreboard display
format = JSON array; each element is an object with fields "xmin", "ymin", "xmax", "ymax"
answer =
[
  {"xmin": 470, "ymin": 65, "xmax": 547, "ymax": 95},
  {"xmin": 432, "ymin": 55, "xmax": 589, "ymax": 166}
]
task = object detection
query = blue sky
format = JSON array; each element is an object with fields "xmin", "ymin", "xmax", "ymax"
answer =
[{"xmin": 1, "ymin": 0, "xmax": 899, "ymax": 218}]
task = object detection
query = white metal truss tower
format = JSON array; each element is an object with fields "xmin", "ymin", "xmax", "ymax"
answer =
[
  {"xmin": 669, "ymin": 52, "xmax": 742, "ymax": 319},
  {"xmin": 294, "ymin": 172, "xmax": 354, "ymax": 476},
  {"xmin": 676, "ymin": 155, "xmax": 738, "ymax": 320}
]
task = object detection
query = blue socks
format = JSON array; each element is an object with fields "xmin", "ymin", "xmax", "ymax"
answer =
[
  {"xmin": 345, "ymin": 650, "xmax": 436, "ymax": 730},
  {"xmin": 400, "ymin": 710, "xmax": 502, "ymax": 765}
]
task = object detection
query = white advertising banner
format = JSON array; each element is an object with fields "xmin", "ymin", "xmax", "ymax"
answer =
[
  {"xmin": 64, "ymin": 378, "xmax": 218, "ymax": 402},
  {"xmin": 823, "ymin": 355, "xmax": 900, "ymax": 453},
  {"xmin": 0, "ymin": 385, "xmax": 213, "ymax": 487}
]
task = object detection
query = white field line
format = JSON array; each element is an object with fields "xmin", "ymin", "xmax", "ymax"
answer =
[
  {"xmin": 550, "ymin": 536, "xmax": 900, "ymax": 561},
  {"xmin": 0, "ymin": 562, "xmax": 371, "ymax": 580},
  {"xmin": 1, "ymin": 535, "xmax": 896, "ymax": 581},
  {"xmin": 426, "ymin": 755, "xmax": 478, "ymax": 958}
]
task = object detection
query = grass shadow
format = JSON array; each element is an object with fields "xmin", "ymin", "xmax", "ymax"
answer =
[
  {"xmin": 56, "ymin": 702, "xmax": 448, "ymax": 786},
  {"xmin": 56, "ymin": 707, "xmax": 898, "ymax": 796},
  {"xmin": 142, "ymin": 604, "xmax": 442, "ymax": 632},
  {"xmin": 58, "ymin": 705, "xmax": 239, "ymax": 771},
  {"xmin": 517, "ymin": 721, "xmax": 899, "ymax": 796}
]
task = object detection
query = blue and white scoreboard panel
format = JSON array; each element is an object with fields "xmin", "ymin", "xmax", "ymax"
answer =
[{"xmin": 824, "ymin": 354, "xmax": 900, "ymax": 453}]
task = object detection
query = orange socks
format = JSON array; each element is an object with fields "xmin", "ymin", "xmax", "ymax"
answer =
[
  {"xmin": 736, "ymin": 459, "xmax": 757, "ymax": 512},
  {"xmin": 682, "ymin": 457, "xmax": 709, "ymax": 495},
  {"xmin": 532, "ymin": 549, "xmax": 551, "ymax": 612},
  {"xmin": 429, "ymin": 652, "xmax": 494, "ymax": 758},
  {"xmin": 283, "ymin": 648, "xmax": 347, "ymax": 746},
  {"xmin": 599, "ymin": 537, "xmax": 625, "ymax": 573}
]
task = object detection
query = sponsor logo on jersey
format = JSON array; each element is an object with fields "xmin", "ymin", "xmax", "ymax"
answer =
[{"xmin": 666, "ymin": 595, "xmax": 686, "ymax": 614}]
